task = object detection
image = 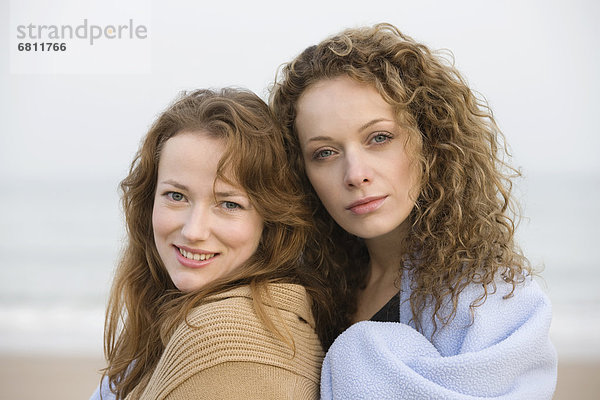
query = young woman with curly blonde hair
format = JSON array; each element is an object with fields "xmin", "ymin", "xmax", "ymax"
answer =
[
  {"xmin": 270, "ymin": 23, "xmax": 557, "ymax": 399},
  {"xmin": 90, "ymin": 88, "xmax": 330, "ymax": 400}
]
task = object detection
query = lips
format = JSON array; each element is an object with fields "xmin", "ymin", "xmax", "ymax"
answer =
[{"xmin": 346, "ymin": 196, "xmax": 387, "ymax": 215}]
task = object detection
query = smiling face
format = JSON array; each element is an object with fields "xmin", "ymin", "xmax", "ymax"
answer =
[
  {"xmin": 152, "ymin": 131, "xmax": 264, "ymax": 292},
  {"xmin": 295, "ymin": 76, "xmax": 419, "ymax": 241}
]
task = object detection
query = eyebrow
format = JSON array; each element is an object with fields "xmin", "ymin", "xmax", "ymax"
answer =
[
  {"xmin": 306, "ymin": 135, "xmax": 334, "ymax": 143},
  {"xmin": 305, "ymin": 118, "xmax": 394, "ymax": 143},
  {"xmin": 161, "ymin": 181, "xmax": 245, "ymax": 198},
  {"xmin": 215, "ymin": 190, "xmax": 246, "ymax": 198},
  {"xmin": 159, "ymin": 180, "xmax": 188, "ymax": 191},
  {"xmin": 359, "ymin": 118, "xmax": 393, "ymax": 132}
]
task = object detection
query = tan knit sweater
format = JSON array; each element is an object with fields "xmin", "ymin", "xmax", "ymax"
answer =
[{"xmin": 126, "ymin": 283, "xmax": 324, "ymax": 400}]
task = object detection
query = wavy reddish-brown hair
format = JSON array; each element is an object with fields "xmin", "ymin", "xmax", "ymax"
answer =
[
  {"xmin": 102, "ymin": 88, "xmax": 333, "ymax": 399},
  {"xmin": 270, "ymin": 23, "xmax": 532, "ymax": 337}
]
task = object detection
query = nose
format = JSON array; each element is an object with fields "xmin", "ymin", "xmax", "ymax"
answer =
[
  {"xmin": 343, "ymin": 150, "xmax": 372, "ymax": 188},
  {"xmin": 181, "ymin": 206, "xmax": 211, "ymax": 242}
]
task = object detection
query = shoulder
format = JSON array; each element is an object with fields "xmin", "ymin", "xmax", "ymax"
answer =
[
  {"xmin": 141, "ymin": 283, "xmax": 323, "ymax": 399},
  {"xmin": 416, "ymin": 275, "xmax": 553, "ymax": 356},
  {"xmin": 176, "ymin": 283, "xmax": 321, "ymax": 368},
  {"xmin": 455, "ymin": 276, "xmax": 552, "ymax": 350},
  {"xmin": 322, "ymin": 278, "xmax": 556, "ymax": 399},
  {"xmin": 183, "ymin": 283, "xmax": 319, "ymax": 350},
  {"xmin": 191, "ymin": 282, "xmax": 316, "ymax": 328}
]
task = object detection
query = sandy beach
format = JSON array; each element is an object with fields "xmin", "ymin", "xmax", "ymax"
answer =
[
  {"xmin": 0, "ymin": 354, "xmax": 104, "ymax": 400},
  {"xmin": 0, "ymin": 354, "xmax": 597, "ymax": 399}
]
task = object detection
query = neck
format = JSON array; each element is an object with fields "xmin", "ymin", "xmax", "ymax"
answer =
[
  {"xmin": 351, "ymin": 221, "xmax": 411, "ymax": 323},
  {"xmin": 364, "ymin": 219, "xmax": 410, "ymax": 284}
]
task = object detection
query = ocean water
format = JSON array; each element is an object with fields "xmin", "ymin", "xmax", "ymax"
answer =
[
  {"xmin": 0, "ymin": 173, "xmax": 598, "ymax": 359},
  {"xmin": 0, "ymin": 178, "xmax": 121, "ymax": 356}
]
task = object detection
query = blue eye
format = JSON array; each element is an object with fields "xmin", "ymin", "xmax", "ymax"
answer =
[
  {"xmin": 314, "ymin": 149, "xmax": 334, "ymax": 160},
  {"xmin": 372, "ymin": 133, "xmax": 391, "ymax": 144},
  {"xmin": 167, "ymin": 192, "xmax": 185, "ymax": 201},
  {"xmin": 222, "ymin": 201, "xmax": 241, "ymax": 210}
]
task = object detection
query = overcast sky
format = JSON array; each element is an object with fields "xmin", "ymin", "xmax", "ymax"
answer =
[{"xmin": 1, "ymin": 0, "xmax": 598, "ymax": 182}]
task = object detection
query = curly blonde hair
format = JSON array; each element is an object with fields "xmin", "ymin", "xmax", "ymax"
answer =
[
  {"xmin": 270, "ymin": 23, "xmax": 531, "ymax": 337},
  {"xmin": 103, "ymin": 88, "xmax": 332, "ymax": 398}
]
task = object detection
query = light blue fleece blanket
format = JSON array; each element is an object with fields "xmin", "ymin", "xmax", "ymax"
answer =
[
  {"xmin": 321, "ymin": 277, "xmax": 557, "ymax": 399},
  {"xmin": 90, "ymin": 377, "xmax": 113, "ymax": 400}
]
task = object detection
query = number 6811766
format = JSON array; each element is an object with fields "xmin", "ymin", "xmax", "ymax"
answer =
[{"xmin": 17, "ymin": 42, "xmax": 67, "ymax": 51}]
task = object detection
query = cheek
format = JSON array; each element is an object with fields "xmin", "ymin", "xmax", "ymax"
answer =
[
  {"xmin": 152, "ymin": 204, "xmax": 171, "ymax": 241},
  {"xmin": 397, "ymin": 156, "xmax": 421, "ymax": 198},
  {"xmin": 305, "ymin": 165, "xmax": 333, "ymax": 202},
  {"xmin": 218, "ymin": 217, "xmax": 264, "ymax": 255},
  {"xmin": 241, "ymin": 221, "xmax": 263, "ymax": 251},
  {"xmin": 151, "ymin": 203, "xmax": 160, "ymax": 236}
]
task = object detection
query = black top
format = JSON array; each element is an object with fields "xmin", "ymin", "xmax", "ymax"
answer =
[{"xmin": 370, "ymin": 292, "xmax": 400, "ymax": 323}]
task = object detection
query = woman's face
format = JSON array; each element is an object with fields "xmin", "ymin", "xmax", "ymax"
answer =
[
  {"xmin": 295, "ymin": 76, "xmax": 418, "ymax": 240},
  {"xmin": 152, "ymin": 131, "xmax": 264, "ymax": 292}
]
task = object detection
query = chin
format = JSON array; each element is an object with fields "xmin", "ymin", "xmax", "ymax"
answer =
[
  {"xmin": 346, "ymin": 227, "xmax": 385, "ymax": 240},
  {"xmin": 347, "ymin": 222, "xmax": 401, "ymax": 240},
  {"xmin": 171, "ymin": 276, "xmax": 205, "ymax": 293}
]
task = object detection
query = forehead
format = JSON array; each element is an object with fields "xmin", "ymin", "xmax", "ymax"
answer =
[
  {"xmin": 161, "ymin": 130, "xmax": 224, "ymax": 158},
  {"xmin": 165, "ymin": 130, "xmax": 251, "ymax": 189},
  {"xmin": 295, "ymin": 76, "xmax": 395, "ymax": 137},
  {"xmin": 158, "ymin": 131, "xmax": 224, "ymax": 177}
]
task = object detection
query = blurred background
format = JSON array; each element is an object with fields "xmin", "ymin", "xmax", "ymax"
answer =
[{"xmin": 1, "ymin": 0, "xmax": 598, "ymax": 398}]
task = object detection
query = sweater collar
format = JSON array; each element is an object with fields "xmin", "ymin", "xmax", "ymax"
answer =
[{"xmin": 205, "ymin": 283, "xmax": 315, "ymax": 328}]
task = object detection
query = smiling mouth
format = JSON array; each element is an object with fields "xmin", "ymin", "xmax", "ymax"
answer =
[{"xmin": 178, "ymin": 248, "xmax": 217, "ymax": 261}]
